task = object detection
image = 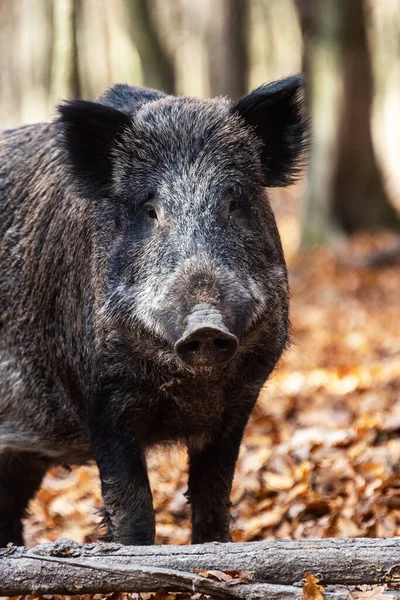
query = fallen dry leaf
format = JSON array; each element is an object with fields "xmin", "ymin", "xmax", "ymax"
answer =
[
  {"xmin": 350, "ymin": 585, "xmax": 396, "ymax": 600},
  {"xmin": 193, "ymin": 568, "xmax": 232, "ymax": 582},
  {"xmin": 301, "ymin": 573, "xmax": 325, "ymax": 600},
  {"xmin": 193, "ymin": 568, "xmax": 254, "ymax": 586}
]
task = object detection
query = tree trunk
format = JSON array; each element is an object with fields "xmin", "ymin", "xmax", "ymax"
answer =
[
  {"xmin": 1, "ymin": 537, "xmax": 400, "ymax": 597},
  {"xmin": 124, "ymin": 0, "xmax": 175, "ymax": 94},
  {"xmin": 50, "ymin": 0, "xmax": 81, "ymax": 101},
  {"xmin": 294, "ymin": 0, "xmax": 316, "ymax": 75},
  {"xmin": 299, "ymin": 0, "xmax": 343, "ymax": 245},
  {"xmin": 299, "ymin": 0, "xmax": 399, "ymax": 246},
  {"xmin": 332, "ymin": 0, "xmax": 399, "ymax": 233},
  {"xmin": 207, "ymin": 0, "xmax": 249, "ymax": 101}
]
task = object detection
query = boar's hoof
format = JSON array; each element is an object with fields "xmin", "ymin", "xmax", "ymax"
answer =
[{"xmin": 175, "ymin": 326, "xmax": 238, "ymax": 367}]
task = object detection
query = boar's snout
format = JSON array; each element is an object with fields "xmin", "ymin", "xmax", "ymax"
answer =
[
  {"xmin": 175, "ymin": 326, "xmax": 238, "ymax": 367},
  {"xmin": 174, "ymin": 304, "xmax": 239, "ymax": 367}
]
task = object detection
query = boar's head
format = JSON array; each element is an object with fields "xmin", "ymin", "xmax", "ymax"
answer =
[{"xmin": 59, "ymin": 76, "xmax": 307, "ymax": 373}]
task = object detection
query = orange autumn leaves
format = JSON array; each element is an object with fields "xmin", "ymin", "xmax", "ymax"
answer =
[
  {"xmin": 301, "ymin": 573, "xmax": 325, "ymax": 600},
  {"xmin": 16, "ymin": 232, "xmax": 400, "ymax": 600},
  {"xmin": 25, "ymin": 233, "xmax": 400, "ymax": 546}
]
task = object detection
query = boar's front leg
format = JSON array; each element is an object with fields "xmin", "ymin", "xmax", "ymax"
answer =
[
  {"xmin": 0, "ymin": 452, "xmax": 50, "ymax": 547},
  {"xmin": 90, "ymin": 395, "xmax": 155, "ymax": 545},
  {"xmin": 94, "ymin": 435, "xmax": 155, "ymax": 544},
  {"xmin": 188, "ymin": 409, "xmax": 252, "ymax": 544}
]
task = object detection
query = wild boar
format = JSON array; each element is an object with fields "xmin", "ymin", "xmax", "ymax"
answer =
[{"xmin": 0, "ymin": 75, "xmax": 307, "ymax": 546}]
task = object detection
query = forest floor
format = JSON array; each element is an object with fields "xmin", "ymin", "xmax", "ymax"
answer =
[{"xmin": 7, "ymin": 225, "xmax": 400, "ymax": 600}]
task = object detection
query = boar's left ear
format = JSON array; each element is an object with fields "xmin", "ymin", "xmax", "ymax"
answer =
[
  {"xmin": 58, "ymin": 100, "xmax": 131, "ymax": 199},
  {"xmin": 233, "ymin": 74, "xmax": 308, "ymax": 187}
]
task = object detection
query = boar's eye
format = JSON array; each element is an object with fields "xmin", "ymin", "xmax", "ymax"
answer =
[
  {"xmin": 223, "ymin": 184, "xmax": 244, "ymax": 220},
  {"xmin": 229, "ymin": 200, "xmax": 241, "ymax": 214},
  {"xmin": 145, "ymin": 206, "xmax": 158, "ymax": 220},
  {"xmin": 143, "ymin": 191, "xmax": 158, "ymax": 220}
]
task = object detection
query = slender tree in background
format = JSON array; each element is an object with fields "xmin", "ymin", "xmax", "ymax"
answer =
[
  {"xmin": 207, "ymin": 0, "xmax": 249, "ymax": 101},
  {"xmin": 0, "ymin": 1, "xmax": 23, "ymax": 125},
  {"xmin": 0, "ymin": 0, "xmax": 52, "ymax": 127},
  {"xmin": 50, "ymin": 0, "xmax": 81, "ymax": 100},
  {"xmin": 294, "ymin": 0, "xmax": 314, "ymax": 76},
  {"xmin": 332, "ymin": 0, "xmax": 399, "ymax": 233},
  {"xmin": 299, "ymin": 0, "xmax": 399, "ymax": 246},
  {"xmin": 124, "ymin": 0, "xmax": 175, "ymax": 94},
  {"xmin": 296, "ymin": 0, "xmax": 341, "ymax": 245}
]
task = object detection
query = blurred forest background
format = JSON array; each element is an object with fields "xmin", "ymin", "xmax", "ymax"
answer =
[
  {"xmin": 1, "ymin": 0, "xmax": 400, "ymax": 249},
  {"xmin": 1, "ymin": 0, "xmax": 400, "ymax": 560}
]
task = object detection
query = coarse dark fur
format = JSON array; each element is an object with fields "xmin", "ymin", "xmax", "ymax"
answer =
[{"xmin": 0, "ymin": 76, "xmax": 307, "ymax": 546}]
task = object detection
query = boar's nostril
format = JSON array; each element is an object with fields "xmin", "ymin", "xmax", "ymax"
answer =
[
  {"xmin": 181, "ymin": 340, "xmax": 200, "ymax": 355},
  {"xmin": 214, "ymin": 338, "xmax": 233, "ymax": 353},
  {"xmin": 175, "ymin": 326, "xmax": 238, "ymax": 368}
]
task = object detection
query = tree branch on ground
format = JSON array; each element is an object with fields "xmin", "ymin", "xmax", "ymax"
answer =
[{"xmin": 1, "ymin": 537, "xmax": 400, "ymax": 598}]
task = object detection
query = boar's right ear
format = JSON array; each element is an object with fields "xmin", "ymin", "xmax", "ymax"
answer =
[
  {"xmin": 233, "ymin": 75, "xmax": 308, "ymax": 187},
  {"xmin": 58, "ymin": 100, "xmax": 131, "ymax": 199}
]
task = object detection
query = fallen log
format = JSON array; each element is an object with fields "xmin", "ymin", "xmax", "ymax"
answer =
[{"xmin": 0, "ymin": 537, "xmax": 399, "ymax": 598}]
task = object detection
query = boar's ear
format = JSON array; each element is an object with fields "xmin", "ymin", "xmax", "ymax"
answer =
[
  {"xmin": 233, "ymin": 74, "xmax": 308, "ymax": 187},
  {"xmin": 58, "ymin": 100, "xmax": 131, "ymax": 199}
]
